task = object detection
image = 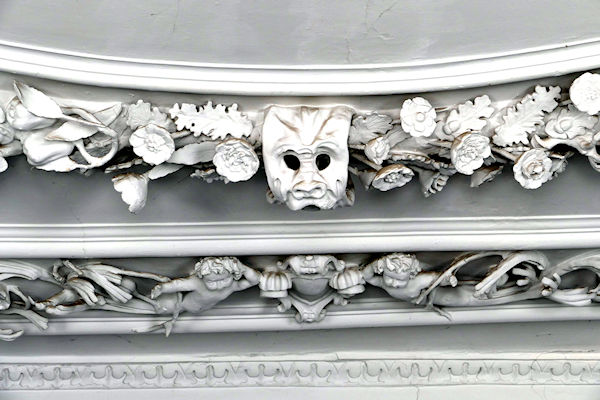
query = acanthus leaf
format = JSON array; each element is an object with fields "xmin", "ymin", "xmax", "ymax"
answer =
[
  {"xmin": 348, "ymin": 113, "xmax": 393, "ymax": 145},
  {"xmin": 169, "ymin": 102, "xmax": 253, "ymax": 140},
  {"xmin": 493, "ymin": 86, "xmax": 561, "ymax": 147}
]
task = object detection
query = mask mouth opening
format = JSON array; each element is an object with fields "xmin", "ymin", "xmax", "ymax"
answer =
[{"xmin": 300, "ymin": 205, "xmax": 321, "ymax": 211}]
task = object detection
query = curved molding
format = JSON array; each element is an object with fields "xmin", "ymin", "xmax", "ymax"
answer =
[
  {"xmin": 0, "ymin": 215, "xmax": 600, "ymax": 258},
  {"xmin": 1, "ymin": 41, "xmax": 600, "ymax": 95},
  {"xmin": 4, "ymin": 301, "xmax": 600, "ymax": 337}
]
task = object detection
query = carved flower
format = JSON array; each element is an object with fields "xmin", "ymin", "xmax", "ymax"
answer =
[
  {"xmin": 570, "ymin": 72, "xmax": 600, "ymax": 115},
  {"xmin": 213, "ymin": 138, "xmax": 259, "ymax": 182},
  {"xmin": 544, "ymin": 106, "xmax": 597, "ymax": 139},
  {"xmin": 371, "ymin": 164, "xmax": 414, "ymax": 191},
  {"xmin": 22, "ymin": 130, "xmax": 75, "ymax": 166},
  {"xmin": 450, "ymin": 133, "xmax": 492, "ymax": 175},
  {"xmin": 400, "ymin": 97, "xmax": 436, "ymax": 137},
  {"xmin": 112, "ymin": 173, "xmax": 149, "ymax": 214},
  {"xmin": 513, "ymin": 149, "xmax": 553, "ymax": 189},
  {"xmin": 5, "ymin": 98, "xmax": 56, "ymax": 131},
  {"xmin": 364, "ymin": 136, "xmax": 391, "ymax": 165},
  {"xmin": 129, "ymin": 124, "xmax": 175, "ymax": 165}
]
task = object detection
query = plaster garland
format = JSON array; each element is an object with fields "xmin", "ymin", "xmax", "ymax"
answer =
[
  {"xmin": 1, "ymin": 72, "xmax": 600, "ymax": 211},
  {"xmin": 2, "ymin": 250, "xmax": 600, "ymax": 341}
]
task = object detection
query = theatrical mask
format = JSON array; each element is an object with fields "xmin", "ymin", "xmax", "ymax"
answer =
[{"xmin": 262, "ymin": 105, "xmax": 354, "ymax": 210}]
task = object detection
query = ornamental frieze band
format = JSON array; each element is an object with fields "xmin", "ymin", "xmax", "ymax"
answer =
[
  {"xmin": 2, "ymin": 250, "xmax": 599, "ymax": 341},
  {"xmin": 1, "ymin": 73, "xmax": 600, "ymax": 212}
]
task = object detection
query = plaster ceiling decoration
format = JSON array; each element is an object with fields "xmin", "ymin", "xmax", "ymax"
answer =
[
  {"xmin": 2, "ymin": 250, "xmax": 600, "ymax": 341},
  {"xmin": 0, "ymin": 73, "xmax": 600, "ymax": 212}
]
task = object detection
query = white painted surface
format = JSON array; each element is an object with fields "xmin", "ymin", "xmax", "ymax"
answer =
[
  {"xmin": 0, "ymin": 3, "xmax": 598, "ymax": 397},
  {"xmin": 0, "ymin": 155, "xmax": 598, "ymax": 257},
  {"xmin": 0, "ymin": 0, "xmax": 600, "ymax": 94},
  {"xmin": 2, "ymin": 322, "xmax": 600, "ymax": 398}
]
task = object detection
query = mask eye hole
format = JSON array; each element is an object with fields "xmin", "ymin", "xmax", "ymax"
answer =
[
  {"xmin": 283, "ymin": 154, "xmax": 300, "ymax": 170},
  {"xmin": 315, "ymin": 154, "xmax": 331, "ymax": 171}
]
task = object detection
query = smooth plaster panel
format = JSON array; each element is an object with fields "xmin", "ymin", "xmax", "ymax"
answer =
[{"xmin": 0, "ymin": 0, "xmax": 598, "ymax": 67}]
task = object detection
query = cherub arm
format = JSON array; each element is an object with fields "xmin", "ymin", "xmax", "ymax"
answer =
[
  {"xmin": 233, "ymin": 265, "xmax": 261, "ymax": 291},
  {"xmin": 362, "ymin": 264, "xmax": 384, "ymax": 287},
  {"xmin": 151, "ymin": 275, "xmax": 201, "ymax": 299}
]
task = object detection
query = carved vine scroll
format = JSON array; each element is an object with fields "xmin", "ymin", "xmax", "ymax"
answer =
[
  {"xmin": 1, "ymin": 251, "xmax": 600, "ymax": 340},
  {"xmin": 1, "ymin": 73, "xmax": 600, "ymax": 211}
]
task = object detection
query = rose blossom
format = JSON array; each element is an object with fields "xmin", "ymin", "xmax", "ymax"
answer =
[
  {"xmin": 129, "ymin": 124, "xmax": 175, "ymax": 165},
  {"xmin": 364, "ymin": 136, "xmax": 391, "ymax": 165},
  {"xmin": 5, "ymin": 98, "xmax": 56, "ymax": 130},
  {"xmin": 570, "ymin": 72, "xmax": 600, "ymax": 115},
  {"xmin": 400, "ymin": 97, "xmax": 437, "ymax": 137},
  {"xmin": 513, "ymin": 149, "xmax": 553, "ymax": 189},
  {"xmin": 213, "ymin": 138, "xmax": 259, "ymax": 182},
  {"xmin": 450, "ymin": 133, "xmax": 492, "ymax": 175},
  {"xmin": 371, "ymin": 164, "xmax": 414, "ymax": 191},
  {"xmin": 544, "ymin": 106, "xmax": 597, "ymax": 139}
]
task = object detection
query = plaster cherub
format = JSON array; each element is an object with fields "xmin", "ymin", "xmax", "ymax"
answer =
[
  {"xmin": 362, "ymin": 253, "xmax": 439, "ymax": 302},
  {"xmin": 363, "ymin": 252, "xmax": 550, "ymax": 316},
  {"xmin": 34, "ymin": 257, "xmax": 260, "ymax": 335},
  {"xmin": 142, "ymin": 256, "xmax": 260, "ymax": 334},
  {"xmin": 149, "ymin": 256, "xmax": 261, "ymax": 313}
]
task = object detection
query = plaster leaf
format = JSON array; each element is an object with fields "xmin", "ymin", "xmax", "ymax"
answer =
[
  {"xmin": 127, "ymin": 100, "xmax": 173, "ymax": 131},
  {"xmin": 147, "ymin": 163, "xmax": 183, "ymax": 180},
  {"xmin": 493, "ymin": 86, "xmax": 561, "ymax": 147},
  {"xmin": 418, "ymin": 169, "xmax": 450, "ymax": 197},
  {"xmin": 470, "ymin": 164, "xmax": 503, "ymax": 187},
  {"xmin": 13, "ymin": 81, "xmax": 64, "ymax": 119},
  {"xmin": 35, "ymin": 156, "xmax": 80, "ymax": 172},
  {"xmin": 169, "ymin": 102, "xmax": 253, "ymax": 140},
  {"xmin": 167, "ymin": 141, "xmax": 217, "ymax": 165},
  {"xmin": 441, "ymin": 95, "xmax": 494, "ymax": 140},
  {"xmin": 94, "ymin": 103, "xmax": 123, "ymax": 126},
  {"xmin": 348, "ymin": 113, "xmax": 393, "ymax": 145},
  {"xmin": 46, "ymin": 121, "xmax": 98, "ymax": 142}
]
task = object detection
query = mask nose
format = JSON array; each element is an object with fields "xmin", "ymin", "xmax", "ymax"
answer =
[
  {"xmin": 292, "ymin": 180, "xmax": 326, "ymax": 199},
  {"xmin": 290, "ymin": 157, "xmax": 328, "ymax": 200}
]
